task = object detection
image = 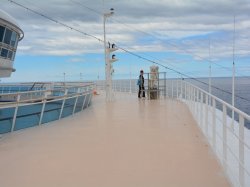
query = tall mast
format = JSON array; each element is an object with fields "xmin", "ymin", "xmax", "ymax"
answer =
[{"xmin": 232, "ymin": 15, "xmax": 236, "ymax": 129}]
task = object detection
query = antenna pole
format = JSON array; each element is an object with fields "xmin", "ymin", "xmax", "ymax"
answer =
[
  {"xmin": 209, "ymin": 37, "xmax": 211, "ymax": 104},
  {"xmin": 232, "ymin": 15, "xmax": 236, "ymax": 130}
]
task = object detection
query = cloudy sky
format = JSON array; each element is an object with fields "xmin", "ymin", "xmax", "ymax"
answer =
[{"xmin": 1, "ymin": 0, "xmax": 250, "ymax": 82}]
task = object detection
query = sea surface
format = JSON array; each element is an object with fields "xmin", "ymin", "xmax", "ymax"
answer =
[
  {"xmin": 111, "ymin": 76, "xmax": 250, "ymax": 128},
  {"xmin": 188, "ymin": 77, "xmax": 250, "ymax": 116},
  {"xmin": 1, "ymin": 77, "xmax": 250, "ymax": 127}
]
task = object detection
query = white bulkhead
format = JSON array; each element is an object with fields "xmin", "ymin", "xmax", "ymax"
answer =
[{"xmin": 0, "ymin": 9, "xmax": 24, "ymax": 78}]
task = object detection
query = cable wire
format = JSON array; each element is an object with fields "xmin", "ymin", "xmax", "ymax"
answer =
[
  {"xmin": 7, "ymin": 0, "xmax": 250, "ymax": 102},
  {"xmin": 69, "ymin": 0, "xmax": 249, "ymax": 77}
]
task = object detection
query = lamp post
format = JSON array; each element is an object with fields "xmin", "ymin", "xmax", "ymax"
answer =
[
  {"xmin": 63, "ymin": 72, "xmax": 66, "ymax": 83},
  {"xmin": 63, "ymin": 72, "xmax": 66, "ymax": 90},
  {"xmin": 80, "ymin": 72, "xmax": 82, "ymax": 81},
  {"xmin": 103, "ymin": 8, "xmax": 114, "ymax": 101}
]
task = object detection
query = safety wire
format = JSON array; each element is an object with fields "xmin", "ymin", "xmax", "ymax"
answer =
[{"xmin": 7, "ymin": 0, "xmax": 250, "ymax": 102}]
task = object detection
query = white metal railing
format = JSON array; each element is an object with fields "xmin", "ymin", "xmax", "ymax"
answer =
[
  {"xmin": 178, "ymin": 80, "xmax": 250, "ymax": 187},
  {"xmin": 95, "ymin": 79, "xmax": 250, "ymax": 187},
  {"xmin": 0, "ymin": 82, "xmax": 94, "ymax": 134},
  {"xmin": 96, "ymin": 79, "xmax": 167, "ymax": 98}
]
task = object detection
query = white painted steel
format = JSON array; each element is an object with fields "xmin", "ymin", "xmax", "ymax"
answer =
[
  {"xmin": 81, "ymin": 93, "xmax": 87, "ymax": 111},
  {"xmin": 0, "ymin": 83, "xmax": 94, "ymax": 134},
  {"xmin": 72, "ymin": 94, "xmax": 79, "ymax": 115},
  {"xmin": 239, "ymin": 115, "xmax": 245, "ymax": 187},
  {"xmin": 103, "ymin": 10, "xmax": 114, "ymax": 102},
  {"xmin": 101, "ymin": 79, "xmax": 250, "ymax": 187},
  {"xmin": 205, "ymin": 95, "xmax": 208, "ymax": 135},
  {"xmin": 171, "ymin": 80, "xmax": 173, "ymax": 98},
  {"xmin": 11, "ymin": 94, "xmax": 20, "ymax": 132},
  {"xmin": 212, "ymin": 98, "xmax": 216, "ymax": 148},
  {"xmin": 59, "ymin": 89, "xmax": 68, "ymax": 120},
  {"xmin": 39, "ymin": 93, "xmax": 47, "ymax": 125},
  {"xmin": 87, "ymin": 93, "xmax": 92, "ymax": 107},
  {"xmin": 179, "ymin": 80, "xmax": 250, "ymax": 187},
  {"xmin": 222, "ymin": 104, "xmax": 227, "ymax": 170}
]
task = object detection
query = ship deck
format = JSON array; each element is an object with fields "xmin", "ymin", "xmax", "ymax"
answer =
[{"xmin": 0, "ymin": 92, "xmax": 230, "ymax": 187}]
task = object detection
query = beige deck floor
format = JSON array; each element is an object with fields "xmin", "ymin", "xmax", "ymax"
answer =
[{"xmin": 0, "ymin": 93, "xmax": 231, "ymax": 187}]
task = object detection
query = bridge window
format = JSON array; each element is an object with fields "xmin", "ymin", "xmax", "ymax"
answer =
[
  {"xmin": 0, "ymin": 26, "xmax": 5, "ymax": 43},
  {"xmin": 4, "ymin": 28, "xmax": 12, "ymax": 45},
  {"xmin": 1, "ymin": 48, "xmax": 8, "ymax": 58},
  {"xmin": 10, "ymin": 32, "xmax": 17, "ymax": 47},
  {"xmin": 11, "ymin": 51, "xmax": 16, "ymax": 61},
  {"xmin": 8, "ymin": 50, "xmax": 13, "ymax": 60}
]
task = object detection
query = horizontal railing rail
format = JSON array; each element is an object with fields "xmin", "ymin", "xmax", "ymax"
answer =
[
  {"xmin": 0, "ymin": 83, "xmax": 94, "ymax": 106},
  {"xmin": 95, "ymin": 79, "xmax": 167, "ymax": 99},
  {"xmin": 178, "ymin": 80, "xmax": 250, "ymax": 187},
  {"xmin": 0, "ymin": 82, "xmax": 94, "ymax": 134}
]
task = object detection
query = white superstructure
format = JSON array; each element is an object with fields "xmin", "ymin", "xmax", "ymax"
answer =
[{"xmin": 0, "ymin": 9, "xmax": 24, "ymax": 78}]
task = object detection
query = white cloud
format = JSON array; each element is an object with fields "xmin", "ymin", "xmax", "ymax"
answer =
[{"xmin": 1, "ymin": 0, "xmax": 250, "ymax": 62}]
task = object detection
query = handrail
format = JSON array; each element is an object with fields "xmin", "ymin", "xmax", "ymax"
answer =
[
  {"xmin": 0, "ymin": 90, "xmax": 92, "ymax": 107},
  {"xmin": 0, "ymin": 83, "xmax": 94, "ymax": 97},
  {"xmin": 183, "ymin": 80, "xmax": 250, "ymax": 121},
  {"xmin": 178, "ymin": 79, "xmax": 249, "ymax": 187},
  {"xmin": 0, "ymin": 83, "xmax": 94, "ymax": 134},
  {"xmin": 0, "ymin": 91, "xmax": 92, "ymax": 108}
]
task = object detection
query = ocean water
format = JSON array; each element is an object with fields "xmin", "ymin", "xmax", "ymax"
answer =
[
  {"xmin": 1, "ymin": 77, "xmax": 249, "ymax": 128},
  {"xmin": 115, "ymin": 77, "xmax": 250, "ymax": 116},
  {"xmin": 111, "ymin": 77, "xmax": 250, "ymax": 128},
  {"xmin": 187, "ymin": 77, "xmax": 250, "ymax": 116}
]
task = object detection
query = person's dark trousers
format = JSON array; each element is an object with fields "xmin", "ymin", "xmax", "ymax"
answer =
[{"xmin": 138, "ymin": 85, "xmax": 145, "ymax": 98}]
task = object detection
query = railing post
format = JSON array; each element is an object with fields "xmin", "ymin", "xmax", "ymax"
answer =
[
  {"xmin": 171, "ymin": 80, "xmax": 173, "ymax": 99},
  {"xmin": 189, "ymin": 85, "xmax": 191, "ymax": 99},
  {"xmin": 176, "ymin": 80, "xmax": 179, "ymax": 98},
  {"xmin": 222, "ymin": 104, "xmax": 227, "ymax": 170},
  {"xmin": 180, "ymin": 79, "xmax": 183, "ymax": 99},
  {"xmin": 200, "ymin": 91, "xmax": 203, "ymax": 128},
  {"xmin": 164, "ymin": 72, "xmax": 166, "ymax": 98},
  {"xmin": 165, "ymin": 79, "xmax": 168, "ymax": 97},
  {"xmin": 119, "ymin": 80, "xmax": 121, "ymax": 92},
  {"xmin": 188, "ymin": 85, "xmax": 191, "ymax": 106},
  {"xmin": 135, "ymin": 79, "xmax": 137, "ymax": 94},
  {"xmin": 39, "ymin": 92, "xmax": 48, "ymax": 125},
  {"xmin": 59, "ymin": 89, "xmax": 68, "ymax": 119},
  {"xmin": 212, "ymin": 98, "xmax": 216, "ymax": 149},
  {"xmin": 73, "ymin": 87, "xmax": 81, "ymax": 114},
  {"xmin": 72, "ymin": 95, "xmax": 79, "ymax": 114},
  {"xmin": 197, "ymin": 88, "xmax": 200, "ymax": 119},
  {"xmin": 192, "ymin": 87, "xmax": 195, "ymax": 113},
  {"xmin": 81, "ymin": 93, "xmax": 87, "ymax": 110},
  {"xmin": 87, "ymin": 92, "xmax": 92, "ymax": 107},
  {"xmin": 129, "ymin": 77, "xmax": 132, "ymax": 94},
  {"xmin": 194, "ymin": 87, "xmax": 197, "ymax": 117},
  {"xmin": 205, "ymin": 94, "xmax": 208, "ymax": 136},
  {"xmin": 185, "ymin": 82, "xmax": 187, "ymax": 100},
  {"xmin": 121, "ymin": 80, "xmax": 123, "ymax": 92},
  {"xmin": 193, "ymin": 87, "xmax": 196, "ymax": 117},
  {"xmin": 239, "ymin": 115, "xmax": 245, "ymax": 187},
  {"xmin": 190, "ymin": 86, "xmax": 193, "ymax": 112},
  {"xmin": 194, "ymin": 88, "xmax": 198, "ymax": 118},
  {"xmin": 11, "ymin": 94, "xmax": 20, "ymax": 132}
]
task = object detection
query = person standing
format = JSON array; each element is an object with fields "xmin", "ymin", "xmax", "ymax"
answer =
[{"xmin": 138, "ymin": 70, "xmax": 145, "ymax": 98}]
